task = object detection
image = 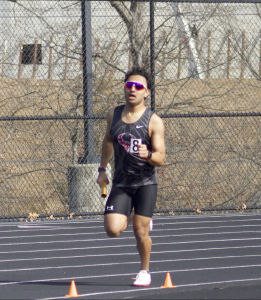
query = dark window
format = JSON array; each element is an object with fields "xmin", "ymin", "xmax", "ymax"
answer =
[{"xmin": 22, "ymin": 44, "xmax": 42, "ymax": 64}]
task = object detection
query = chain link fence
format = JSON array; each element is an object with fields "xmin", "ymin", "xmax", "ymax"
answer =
[{"xmin": 0, "ymin": 0, "xmax": 261, "ymax": 221}]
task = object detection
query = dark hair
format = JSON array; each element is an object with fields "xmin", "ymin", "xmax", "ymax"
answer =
[{"xmin": 124, "ymin": 67, "xmax": 152, "ymax": 90}]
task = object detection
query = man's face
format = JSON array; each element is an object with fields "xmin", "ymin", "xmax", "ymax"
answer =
[{"xmin": 124, "ymin": 75, "xmax": 150, "ymax": 106}]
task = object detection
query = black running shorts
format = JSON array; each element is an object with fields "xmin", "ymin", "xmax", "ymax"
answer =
[{"xmin": 104, "ymin": 184, "xmax": 157, "ymax": 218}]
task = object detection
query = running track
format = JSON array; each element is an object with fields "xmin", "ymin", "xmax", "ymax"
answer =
[{"xmin": 0, "ymin": 213, "xmax": 261, "ymax": 299}]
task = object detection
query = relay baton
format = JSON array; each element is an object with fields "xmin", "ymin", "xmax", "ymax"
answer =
[{"xmin": 101, "ymin": 181, "xmax": 107, "ymax": 198}]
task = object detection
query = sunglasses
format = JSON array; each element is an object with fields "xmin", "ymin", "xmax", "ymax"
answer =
[{"xmin": 125, "ymin": 81, "xmax": 147, "ymax": 91}]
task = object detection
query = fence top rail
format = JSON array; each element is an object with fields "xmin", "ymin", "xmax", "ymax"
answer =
[
  {"xmin": 92, "ymin": 0, "xmax": 261, "ymax": 3},
  {"xmin": 0, "ymin": 112, "xmax": 261, "ymax": 121}
]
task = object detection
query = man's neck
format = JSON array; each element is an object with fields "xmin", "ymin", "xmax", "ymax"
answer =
[{"xmin": 124, "ymin": 101, "xmax": 146, "ymax": 114}]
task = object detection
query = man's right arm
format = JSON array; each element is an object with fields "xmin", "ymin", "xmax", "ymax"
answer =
[{"xmin": 97, "ymin": 108, "xmax": 114, "ymax": 186}]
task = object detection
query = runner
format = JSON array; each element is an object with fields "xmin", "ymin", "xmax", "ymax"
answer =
[{"xmin": 97, "ymin": 66, "xmax": 165, "ymax": 287}]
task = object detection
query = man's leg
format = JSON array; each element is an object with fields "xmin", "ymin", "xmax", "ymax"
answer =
[
  {"xmin": 104, "ymin": 213, "xmax": 128, "ymax": 237},
  {"xmin": 133, "ymin": 214, "xmax": 152, "ymax": 271},
  {"xmin": 104, "ymin": 186, "xmax": 133, "ymax": 237},
  {"xmin": 132, "ymin": 184, "xmax": 157, "ymax": 272}
]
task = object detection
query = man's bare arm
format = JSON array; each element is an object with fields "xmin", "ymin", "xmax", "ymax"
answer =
[
  {"xmin": 149, "ymin": 114, "xmax": 165, "ymax": 166},
  {"xmin": 97, "ymin": 108, "xmax": 114, "ymax": 185},
  {"xmin": 138, "ymin": 114, "xmax": 165, "ymax": 166}
]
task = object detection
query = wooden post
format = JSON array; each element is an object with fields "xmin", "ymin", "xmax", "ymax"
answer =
[
  {"xmin": 240, "ymin": 30, "xmax": 245, "ymax": 79},
  {"xmin": 64, "ymin": 39, "xmax": 69, "ymax": 80},
  {"xmin": 259, "ymin": 30, "xmax": 261, "ymax": 77},
  {"xmin": 48, "ymin": 36, "xmax": 54, "ymax": 80},
  {"xmin": 196, "ymin": 30, "xmax": 199, "ymax": 53},
  {"xmin": 94, "ymin": 38, "xmax": 100, "ymax": 77},
  {"xmin": 18, "ymin": 42, "xmax": 23, "ymax": 79},
  {"xmin": 161, "ymin": 31, "xmax": 166, "ymax": 79},
  {"xmin": 177, "ymin": 37, "xmax": 182, "ymax": 79},
  {"xmin": 128, "ymin": 47, "xmax": 132, "ymax": 71},
  {"xmin": 80, "ymin": 46, "xmax": 83, "ymax": 79},
  {"xmin": 227, "ymin": 32, "xmax": 231, "ymax": 79},
  {"xmin": 110, "ymin": 39, "xmax": 115, "ymax": 76},
  {"xmin": 2, "ymin": 40, "xmax": 7, "ymax": 78},
  {"xmin": 207, "ymin": 31, "xmax": 211, "ymax": 78},
  {"xmin": 32, "ymin": 39, "xmax": 38, "ymax": 79}
]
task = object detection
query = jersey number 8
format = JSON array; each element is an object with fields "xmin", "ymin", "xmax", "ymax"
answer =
[{"xmin": 130, "ymin": 138, "xmax": 142, "ymax": 153}]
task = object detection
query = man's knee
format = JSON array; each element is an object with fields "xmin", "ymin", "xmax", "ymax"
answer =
[
  {"xmin": 134, "ymin": 226, "xmax": 150, "ymax": 242},
  {"xmin": 105, "ymin": 226, "xmax": 121, "ymax": 238},
  {"xmin": 104, "ymin": 213, "xmax": 128, "ymax": 237}
]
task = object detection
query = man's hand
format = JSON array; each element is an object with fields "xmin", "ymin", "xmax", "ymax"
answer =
[
  {"xmin": 138, "ymin": 144, "xmax": 149, "ymax": 159},
  {"xmin": 97, "ymin": 172, "xmax": 109, "ymax": 186}
]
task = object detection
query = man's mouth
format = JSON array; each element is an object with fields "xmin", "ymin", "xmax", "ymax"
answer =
[{"xmin": 129, "ymin": 93, "xmax": 136, "ymax": 99}]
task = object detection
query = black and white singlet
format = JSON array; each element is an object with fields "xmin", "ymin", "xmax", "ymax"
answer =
[{"xmin": 110, "ymin": 105, "xmax": 158, "ymax": 187}]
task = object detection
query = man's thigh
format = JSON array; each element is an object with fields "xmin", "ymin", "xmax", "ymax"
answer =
[
  {"xmin": 104, "ymin": 213, "xmax": 128, "ymax": 236},
  {"xmin": 104, "ymin": 186, "xmax": 133, "ymax": 235},
  {"xmin": 104, "ymin": 186, "xmax": 133, "ymax": 216},
  {"xmin": 133, "ymin": 184, "xmax": 157, "ymax": 218}
]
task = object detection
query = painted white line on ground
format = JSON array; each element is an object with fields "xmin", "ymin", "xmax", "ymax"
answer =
[
  {"xmin": 155, "ymin": 218, "xmax": 261, "ymax": 226},
  {"xmin": 35, "ymin": 277, "xmax": 261, "ymax": 300},
  {"xmin": 0, "ymin": 212, "xmax": 258, "ymax": 228},
  {"xmin": 0, "ymin": 254, "xmax": 261, "ymax": 272},
  {"xmin": 2, "ymin": 224, "xmax": 261, "ymax": 240},
  {"xmin": 0, "ymin": 237, "xmax": 261, "ymax": 254},
  {"xmin": 1, "ymin": 230, "xmax": 261, "ymax": 246},
  {"xmin": 1, "ymin": 266, "xmax": 261, "ymax": 288},
  {"xmin": 1, "ymin": 245, "xmax": 261, "ymax": 262},
  {"xmin": 0, "ymin": 214, "xmax": 258, "ymax": 233},
  {"xmin": 16, "ymin": 225, "xmax": 105, "ymax": 231},
  {"xmin": 0, "ymin": 217, "xmax": 255, "ymax": 234},
  {"xmin": 1, "ymin": 243, "xmax": 261, "ymax": 258},
  {"xmin": 0, "ymin": 212, "xmax": 259, "ymax": 229},
  {"xmin": 0, "ymin": 219, "xmax": 104, "ymax": 228},
  {"xmin": 153, "ymin": 213, "xmax": 261, "ymax": 221}
]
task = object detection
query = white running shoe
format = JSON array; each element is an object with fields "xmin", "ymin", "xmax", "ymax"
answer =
[
  {"xmin": 133, "ymin": 270, "xmax": 151, "ymax": 287},
  {"xmin": 149, "ymin": 219, "xmax": 153, "ymax": 231}
]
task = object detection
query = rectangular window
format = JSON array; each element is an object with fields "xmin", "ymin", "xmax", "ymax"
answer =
[{"xmin": 22, "ymin": 44, "xmax": 42, "ymax": 64}]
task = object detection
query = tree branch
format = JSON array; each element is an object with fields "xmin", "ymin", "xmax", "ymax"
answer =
[{"xmin": 110, "ymin": 1, "xmax": 132, "ymax": 27}]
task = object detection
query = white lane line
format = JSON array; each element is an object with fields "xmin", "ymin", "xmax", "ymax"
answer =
[
  {"xmin": 1, "ymin": 254, "xmax": 261, "ymax": 272},
  {"xmin": 2, "ymin": 265, "xmax": 261, "ymax": 288},
  {"xmin": 0, "ymin": 214, "xmax": 257, "ymax": 232},
  {"xmin": 16, "ymin": 225, "xmax": 105, "ymax": 231},
  {"xmin": 1, "ymin": 243, "xmax": 261, "ymax": 258},
  {"xmin": 153, "ymin": 213, "xmax": 261, "ymax": 221},
  {"xmin": 13, "ymin": 217, "xmax": 261, "ymax": 231},
  {"xmin": 1, "ymin": 230, "xmax": 261, "ymax": 246},
  {"xmin": 0, "ymin": 238, "xmax": 261, "ymax": 253},
  {"xmin": 11, "ymin": 218, "xmax": 256, "ymax": 231},
  {"xmin": 0, "ymin": 244, "xmax": 136, "ymax": 254},
  {"xmin": 0, "ymin": 219, "xmax": 104, "ymax": 228},
  {"xmin": 35, "ymin": 277, "xmax": 261, "ymax": 300},
  {"xmin": 0, "ymin": 213, "xmax": 259, "ymax": 229},
  {"xmin": 155, "ymin": 218, "xmax": 261, "ymax": 226},
  {"xmin": 1, "ymin": 245, "xmax": 261, "ymax": 262},
  {"xmin": 2, "ymin": 224, "xmax": 261, "ymax": 240}
]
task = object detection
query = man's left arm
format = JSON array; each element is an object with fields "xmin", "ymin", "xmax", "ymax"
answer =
[{"xmin": 138, "ymin": 114, "xmax": 165, "ymax": 166}]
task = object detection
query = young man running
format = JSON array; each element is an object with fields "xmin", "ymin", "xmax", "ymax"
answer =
[{"xmin": 97, "ymin": 67, "xmax": 165, "ymax": 286}]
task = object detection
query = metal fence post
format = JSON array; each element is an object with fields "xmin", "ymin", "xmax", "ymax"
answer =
[
  {"xmin": 80, "ymin": 0, "xmax": 94, "ymax": 163},
  {"xmin": 150, "ymin": 0, "xmax": 155, "ymax": 112}
]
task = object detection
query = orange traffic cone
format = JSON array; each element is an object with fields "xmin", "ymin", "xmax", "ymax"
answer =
[
  {"xmin": 65, "ymin": 280, "xmax": 81, "ymax": 297},
  {"xmin": 161, "ymin": 272, "xmax": 176, "ymax": 288}
]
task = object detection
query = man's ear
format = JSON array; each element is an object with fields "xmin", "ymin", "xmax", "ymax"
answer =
[{"xmin": 144, "ymin": 89, "xmax": 150, "ymax": 99}]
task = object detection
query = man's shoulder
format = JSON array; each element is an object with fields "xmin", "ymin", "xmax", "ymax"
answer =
[
  {"xmin": 149, "ymin": 112, "xmax": 164, "ymax": 135},
  {"xmin": 150, "ymin": 111, "xmax": 163, "ymax": 125},
  {"xmin": 106, "ymin": 107, "xmax": 114, "ymax": 121},
  {"xmin": 107, "ymin": 105, "xmax": 125, "ymax": 122}
]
